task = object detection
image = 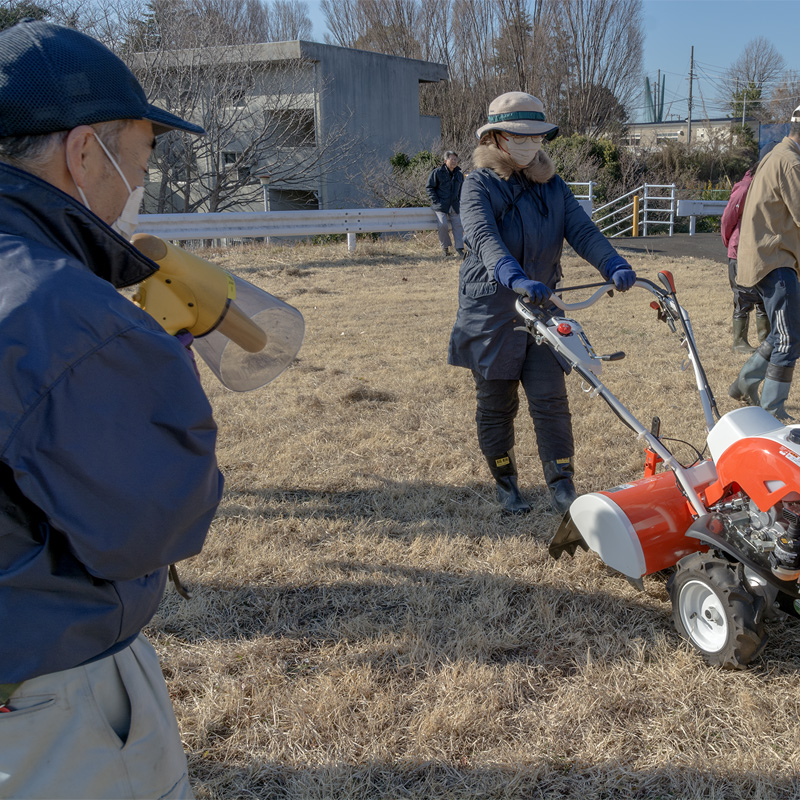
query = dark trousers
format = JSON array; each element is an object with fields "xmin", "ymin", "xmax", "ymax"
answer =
[
  {"xmin": 758, "ymin": 267, "xmax": 800, "ymax": 369},
  {"xmin": 472, "ymin": 340, "xmax": 573, "ymax": 464},
  {"xmin": 729, "ymin": 258, "xmax": 767, "ymax": 319}
]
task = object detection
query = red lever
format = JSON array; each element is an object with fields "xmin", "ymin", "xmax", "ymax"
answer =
[{"xmin": 658, "ymin": 270, "xmax": 676, "ymax": 293}]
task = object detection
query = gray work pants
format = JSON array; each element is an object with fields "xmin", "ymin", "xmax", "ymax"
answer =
[
  {"xmin": 0, "ymin": 635, "xmax": 193, "ymax": 800},
  {"xmin": 435, "ymin": 207, "xmax": 464, "ymax": 251}
]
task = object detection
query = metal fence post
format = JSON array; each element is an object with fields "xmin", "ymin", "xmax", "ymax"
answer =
[
  {"xmin": 347, "ymin": 232, "xmax": 357, "ymax": 252},
  {"xmin": 643, "ymin": 184, "xmax": 649, "ymax": 237},
  {"xmin": 669, "ymin": 184, "xmax": 676, "ymax": 236}
]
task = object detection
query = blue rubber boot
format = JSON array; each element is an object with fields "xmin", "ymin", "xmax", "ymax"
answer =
[
  {"xmin": 761, "ymin": 364, "xmax": 795, "ymax": 422},
  {"xmin": 729, "ymin": 343, "xmax": 772, "ymax": 406}
]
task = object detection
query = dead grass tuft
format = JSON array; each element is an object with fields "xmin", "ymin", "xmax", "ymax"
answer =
[{"xmin": 149, "ymin": 236, "xmax": 800, "ymax": 799}]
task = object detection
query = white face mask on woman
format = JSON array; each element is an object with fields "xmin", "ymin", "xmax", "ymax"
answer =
[
  {"xmin": 68, "ymin": 132, "xmax": 145, "ymax": 240},
  {"xmin": 499, "ymin": 134, "xmax": 542, "ymax": 168}
]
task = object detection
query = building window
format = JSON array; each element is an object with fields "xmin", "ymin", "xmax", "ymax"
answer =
[
  {"xmin": 222, "ymin": 151, "xmax": 254, "ymax": 183},
  {"xmin": 268, "ymin": 189, "xmax": 319, "ymax": 210},
  {"xmin": 228, "ymin": 85, "xmax": 247, "ymax": 109},
  {"xmin": 271, "ymin": 109, "xmax": 316, "ymax": 147}
]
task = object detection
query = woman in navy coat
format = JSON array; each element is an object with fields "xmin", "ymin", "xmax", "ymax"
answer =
[{"xmin": 448, "ymin": 92, "xmax": 637, "ymax": 515}]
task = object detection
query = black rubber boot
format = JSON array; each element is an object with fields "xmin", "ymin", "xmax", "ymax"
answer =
[
  {"xmin": 761, "ymin": 364, "xmax": 795, "ymax": 422},
  {"xmin": 732, "ymin": 317, "xmax": 755, "ymax": 354},
  {"xmin": 484, "ymin": 451, "xmax": 531, "ymax": 515},
  {"xmin": 756, "ymin": 314, "xmax": 770, "ymax": 344},
  {"xmin": 542, "ymin": 457, "xmax": 577, "ymax": 514},
  {"xmin": 729, "ymin": 342, "xmax": 772, "ymax": 405},
  {"xmin": 457, "ymin": 248, "xmax": 466, "ymax": 259}
]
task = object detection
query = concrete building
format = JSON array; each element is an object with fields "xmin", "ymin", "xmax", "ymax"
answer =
[
  {"xmin": 622, "ymin": 118, "xmax": 759, "ymax": 150},
  {"xmin": 140, "ymin": 41, "xmax": 448, "ymax": 213}
]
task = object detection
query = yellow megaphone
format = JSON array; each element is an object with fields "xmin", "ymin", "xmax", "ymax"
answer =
[{"xmin": 131, "ymin": 233, "xmax": 304, "ymax": 392}]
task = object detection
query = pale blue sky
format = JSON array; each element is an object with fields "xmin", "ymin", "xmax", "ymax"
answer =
[{"xmin": 303, "ymin": 0, "xmax": 799, "ymax": 122}]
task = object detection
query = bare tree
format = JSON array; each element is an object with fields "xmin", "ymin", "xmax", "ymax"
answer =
[
  {"xmin": 321, "ymin": 0, "xmax": 422, "ymax": 58},
  {"xmin": 416, "ymin": 0, "xmax": 452, "ymax": 64},
  {"xmin": 722, "ymin": 36, "xmax": 785, "ymax": 122},
  {"xmin": 492, "ymin": 0, "xmax": 534, "ymax": 93},
  {"xmin": 119, "ymin": 0, "xmax": 310, "ymax": 48},
  {"xmin": 544, "ymin": 0, "xmax": 642, "ymax": 135},
  {"xmin": 767, "ymin": 71, "xmax": 800, "ymax": 123},
  {"xmin": 725, "ymin": 36, "xmax": 785, "ymax": 93}
]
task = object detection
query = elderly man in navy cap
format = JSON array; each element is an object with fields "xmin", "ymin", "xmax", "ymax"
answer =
[{"xmin": 0, "ymin": 20, "xmax": 223, "ymax": 799}]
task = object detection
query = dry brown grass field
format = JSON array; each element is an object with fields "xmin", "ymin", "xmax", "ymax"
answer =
[{"xmin": 149, "ymin": 234, "xmax": 800, "ymax": 799}]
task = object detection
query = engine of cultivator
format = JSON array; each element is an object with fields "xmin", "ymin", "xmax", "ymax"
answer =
[{"xmin": 517, "ymin": 271, "xmax": 800, "ymax": 669}]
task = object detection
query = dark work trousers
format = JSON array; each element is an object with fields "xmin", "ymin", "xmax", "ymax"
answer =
[
  {"xmin": 472, "ymin": 337, "xmax": 573, "ymax": 463},
  {"xmin": 758, "ymin": 267, "xmax": 800, "ymax": 368},
  {"xmin": 729, "ymin": 258, "xmax": 767, "ymax": 319}
]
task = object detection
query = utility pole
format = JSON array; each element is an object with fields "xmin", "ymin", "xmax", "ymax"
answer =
[{"xmin": 687, "ymin": 46, "xmax": 693, "ymax": 148}]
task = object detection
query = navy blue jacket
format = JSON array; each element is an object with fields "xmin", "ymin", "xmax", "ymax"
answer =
[
  {"xmin": 448, "ymin": 148, "xmax": 621, "ymax": 380},
  {"xmin": 0, "ymin": 163, "xmax": 224, "ymax": 683},
  {"xmin": 425, "ymin": 163, "xmax": 464, "ymax": 214}
]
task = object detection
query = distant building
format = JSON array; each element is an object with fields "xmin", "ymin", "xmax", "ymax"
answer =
[
  {"xmin": 139, "ymin": 41, "xmax": 448, "ymax": 213},
  {"xmin": 623, "ymin": 118, "xmax": 759, "ymax": 150}
]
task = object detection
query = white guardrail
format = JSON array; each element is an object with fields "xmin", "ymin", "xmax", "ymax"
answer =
[
  {"xmin": 676, "ymin": 199, "xmax": 727, "ymax": 236},
  {"xmin": 138, "ymin": 207, "xmax": 438, "ymax": 251},
  {"xmin": 137, "ymin": 194, "xmax": 718, "ymax": 250},
  {"xmin": 137, "ymin": 198, "xmax": 595, "ymax": 251}
]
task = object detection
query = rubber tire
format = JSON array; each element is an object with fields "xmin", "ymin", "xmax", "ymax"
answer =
[{"xmin": 667, "ymin": 552, "xmax": 767, "ymax": 670}]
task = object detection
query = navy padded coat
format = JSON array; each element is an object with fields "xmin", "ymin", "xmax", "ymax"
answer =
[{"xmin": 0, "ymin": 162, "xmax": 224, "ymax": 683}]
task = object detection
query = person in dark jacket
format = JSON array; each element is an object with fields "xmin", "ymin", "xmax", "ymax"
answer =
[
  {"xmin": 426, "ymin": 150, "xmax": 465, "ymax": 257},
  {"xmin": 0, "ymin": 21, "xmax": 223, "ymax": 799},
  {"xmin": 448, "ymin": 92, "xmax": 637, "ymax": 515},
  {"xmin": 721, "ymin": 161, "xmax": 769, "ymax": 353}
]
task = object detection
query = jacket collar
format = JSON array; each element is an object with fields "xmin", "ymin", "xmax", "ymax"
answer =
[
  {"xmin": 0, "ymin": 161, "xmax": 157, "ymax": 288},
  {"xmin": 471, "ymin": 142, "xmax": 556, "ymax": 183}
]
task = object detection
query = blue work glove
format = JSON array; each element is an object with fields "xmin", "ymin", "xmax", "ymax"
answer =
[
  {"xmin": 494, "ymin": 255, "xmax": 553, "ymax": 305},
  {"xmin": 512, "ymin": 279, "xmax": 552, "ymax": 305},
  {"xmin": 604, "ymin": 255, "xmax": 637, "ymax": 292}
]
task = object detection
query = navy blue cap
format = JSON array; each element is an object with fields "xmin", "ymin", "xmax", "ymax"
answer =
[{"xmin": 0, "ymin": 20, "xmax": 205, "ymax": 137}]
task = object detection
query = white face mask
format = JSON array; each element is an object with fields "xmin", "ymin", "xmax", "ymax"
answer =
[
  {"xmin": 68, "ymin": 132, "xmax": 145, "ymax": 240},
  {"xmin": 500, "ymin": 135, "xmax": 542, "ymax": 167}
]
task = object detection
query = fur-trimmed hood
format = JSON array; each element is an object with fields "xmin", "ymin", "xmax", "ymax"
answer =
[{"xmin": 471, "ymin": 141, "xmax": 556, "ymax": 183}]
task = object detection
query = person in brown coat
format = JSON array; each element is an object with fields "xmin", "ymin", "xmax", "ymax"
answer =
[{"xmin": 729, "ymin": 104, "xmax": 800, "ymax": 421}]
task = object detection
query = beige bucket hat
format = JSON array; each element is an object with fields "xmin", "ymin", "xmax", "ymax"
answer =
[{"xmin": 476, "ymin": 92, "xmax": 559, "ymax": 140}]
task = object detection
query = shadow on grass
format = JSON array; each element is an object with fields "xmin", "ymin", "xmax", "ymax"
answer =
[
  {"xmin": 153, "ymin": 554, "xmax": 683, "ymax": 673},
  {"xmin": 229, "ymin": 249, "xmax": 447, "ymax": 276},
  {"xmin": 189, "ymin": 758, "xmax": 800, "ymax": 800},
  {"xmin": 218, "ymin": 482, "xmax": 561, "ymax": 529}
]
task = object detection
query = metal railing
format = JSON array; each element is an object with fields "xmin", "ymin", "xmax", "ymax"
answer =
[
  {"xmin": 592, "ymin": 183, "xmax": 676, "ymax": 238},
  {"xmin": 139, "ymin": 186, "xmax": 593, "ymax": 250},
  {"xmin": 676, "ymin": 199, "xmax": 727, "ymax": 235},
  {"xmin": 137, "ymin": 207, "xmax": 441, "ymax": 251},
  {"xmin": 136, "ymin": 182, "xmax": 701, "ymax": 249}
]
